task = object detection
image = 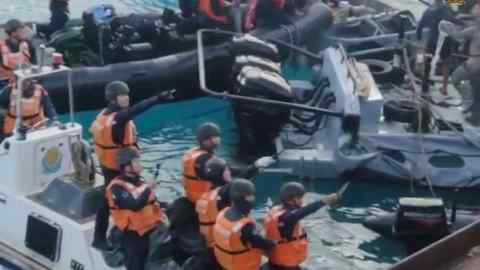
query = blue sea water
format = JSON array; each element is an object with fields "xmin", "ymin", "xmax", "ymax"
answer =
[{"xmin": 0, "ymin": 1, "xmax": 477, "ymax": 269}]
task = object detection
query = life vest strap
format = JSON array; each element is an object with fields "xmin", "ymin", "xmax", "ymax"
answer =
[
  {"xmin": 199, "ymin": 221, "xmax": 216, "ymax": 226},
  {"xmin": 7, "ymin": 112, "xmax": 40, "ymax": 120},
  {"xmin": 215, "ymin": 244, "xmax": 250, "ymax": 255},
  {"xmin": 183, "ymin": 174, "xmax": 200, "ymax": 180},
  {"xmin": 95, "ymin": 142, "xmax": 137, "ymax": 150}
]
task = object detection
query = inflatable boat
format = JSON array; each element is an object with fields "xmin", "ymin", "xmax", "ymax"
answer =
[{"xmin": 36, "ymin": 1, "xmax": 333, "ymax": 113}]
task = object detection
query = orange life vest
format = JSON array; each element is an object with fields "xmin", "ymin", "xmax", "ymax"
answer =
[
  {"xmin": 213, "ymin": 208, "xmax": 262, "ymax": 270},
  {"xmin": 196, "ymin": 187, "xmax": 221, "ymax": 247},
  {"xmin": 198, "ymin": 0, "xmax": 228, "ymax": 23},
  {"xmin": 0, "ymin": 40, "xmax": 31, "ymax": 81},
  {"xmin": 106, "ymin": 177, "xmax": 164, "ymax": 236},
  {"xmin": 182, "ymin": 148, "xmax": 213, "ymax": 203},
  {"xmin": 90, "ymin": 110, "xmax": 138, "ymax": 170},
  {"xmin": 3, "ymin": 84, "xmax": 46, "ymax": 135},
  {"xmin": 264, "ymin": 205, "xmax": 308, "ymax": 267}
]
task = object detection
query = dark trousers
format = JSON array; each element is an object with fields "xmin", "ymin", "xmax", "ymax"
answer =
[
  {"xmin": 267, "ymin": 262, "xmax": 301, "ymax": 270},
  {"xmin": 422, "ymin": 55, "xmax": 433, "ymax": 94},
  {"xmin": 123, "ymin": 230, "xmax": 150, "ymax": 270},
  {"xmin": 471, "ymin": 77, "xmax": 480, "ymax": 117},
  {"xmin": 93, "ymin": 166, "xmax": 121, "ymax": 243}
]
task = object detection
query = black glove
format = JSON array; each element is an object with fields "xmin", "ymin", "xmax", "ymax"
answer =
[{"xmin": 157, "ymin": 90, "xmax": 176, "ymax": 102}]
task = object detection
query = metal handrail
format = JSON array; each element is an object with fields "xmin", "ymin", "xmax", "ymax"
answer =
[
  {"xmin": 196, "ymin": 28, "xmax": 343, "ymax": 117},
  {"xmin": 14, "ymin": 65, "xmax": 74, "ymax": 139}
]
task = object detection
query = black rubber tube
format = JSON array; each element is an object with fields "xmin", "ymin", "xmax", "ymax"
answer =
[{"xmin": 42, "ymin": 2, "xmax": 334, "ymax": 113}]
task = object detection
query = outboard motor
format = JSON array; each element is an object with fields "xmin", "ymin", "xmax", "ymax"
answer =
[
  {"xmin": 230, "ymin": 35, "xmax": 294, "ymax": 158},
  {"xmin": 393, "ymin": 197, "xmax": 449, "ymax": 254}
]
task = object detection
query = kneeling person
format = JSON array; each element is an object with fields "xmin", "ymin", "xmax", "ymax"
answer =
[
  {"xmin": 106, "ymin": 148, "xmax": 167, "ymax": 270},
  {"xmin": 1, "ymin": 79, "xmax": 57, "ymax": 137}
]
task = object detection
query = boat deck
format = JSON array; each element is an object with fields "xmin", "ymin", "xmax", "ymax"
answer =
[{"xmin": 440, "ymin": 247, "xmax": 480, "ymax": 270}]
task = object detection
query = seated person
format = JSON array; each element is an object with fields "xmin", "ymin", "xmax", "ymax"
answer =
[
  {"xmin": 0, "ymin": 79, "xmax": 57, "ymax": 138},
  {"xmin": 244, "ymin": 0, "xmax": 294, "ymax": 31},
  {"xmin": 37, "ymin": 0, "xmax": 70, "ymax": 39},
  {"xmin": 0, "ymin": 19, "xmax": 35, "ymax": 89},
  {"xmin": 197, "ymin": 0, "xmax": 248, "ymax": 31}
]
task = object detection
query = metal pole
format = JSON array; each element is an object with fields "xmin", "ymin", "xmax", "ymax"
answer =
[
  {"xmin": 14, "ymin": 72, "xmax": 24, "ymax": 140},
  {"xmin": 68, "ymin": 69, "xmax": 75, "ymax": 126}
]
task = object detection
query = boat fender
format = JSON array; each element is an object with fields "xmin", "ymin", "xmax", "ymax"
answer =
[
  {"xmin": 70, "ymin": 139, "xmax": 96, "ymax": 185},
  {"xmin": 359, "ymin": 59, "xmax": 393, "ymax": 84},
  {"xmin": 231, "ymin": 34, "xmax": 280, "ymax": 62},
  {"xmin": 383, "ymin": 99, "xmax": 419, "ymax": 123}
]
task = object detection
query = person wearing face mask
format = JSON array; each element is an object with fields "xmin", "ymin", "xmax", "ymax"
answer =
[
  {"xmin": 213, "ymin": 178, "xmax": 276, "ymax": 270},
  {"xmin": 182, "ymin": 122, "xmax": 224, "ymax": 204},
  {"xmin": 183, "ymin": 122, "xmax": 276, "ymax": 205},
  {"xmin": 90, "ymin": 80, "xmax": 174, "ymax": 250},
  {"xmin": 37, "ymin": 0, "xmax": 70, "ymax": 39},
  {"xmin": 106, "ymin": 148, "xmax": 167, "ymax": 270},
  {"xmin": 0, "ymin": 19, "xmax": 35, "ymax": 89},
  {"xmin": 0, "ymin": 79, "xmax": 58, "ymax": 138},
  {"xmin": 263, "ymin": 182, "xmax": 337, "ymax": 270}
]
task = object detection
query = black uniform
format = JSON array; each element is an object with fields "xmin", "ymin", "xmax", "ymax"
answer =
[
  {"xmin": 109, "ymin": 174, "xmax": 153, "ymax": 270},
  {"xmin": 37, "ymin": 1, "xmax": 70, "ymax": 38}
]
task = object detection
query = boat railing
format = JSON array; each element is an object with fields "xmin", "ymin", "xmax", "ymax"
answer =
[
  {"xmin": 196, "ymin": 28, "xmax": 344, "ymax": 118},
  {"xmin": 14, "ymin": 55, "xmax": 75, "ymax": 140}
]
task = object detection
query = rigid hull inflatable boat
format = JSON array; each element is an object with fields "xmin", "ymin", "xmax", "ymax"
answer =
[{"xmin": 36, "ymin": 1, "xmax": 334, "ymax": 113}]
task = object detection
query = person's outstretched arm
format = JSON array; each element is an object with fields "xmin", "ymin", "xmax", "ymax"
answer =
[{"xmin": 241, "ymin": 223, "xmax": 276, "ymax": 251}]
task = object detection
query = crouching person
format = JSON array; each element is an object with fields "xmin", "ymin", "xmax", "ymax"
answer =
[{"xmin": 106, "ymin": 148, "xmax": 168, "ymax": 270}]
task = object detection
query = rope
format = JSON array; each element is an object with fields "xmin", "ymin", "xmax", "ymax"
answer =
[{"xmin": 402, "ymin": 48, "xmax": 437, "ymax": 197}]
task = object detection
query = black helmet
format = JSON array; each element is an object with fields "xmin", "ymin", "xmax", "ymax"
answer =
[
  {"xmin": 280, "ymin": 182, "xmax": 306, "ymax": 203},
  {"xmin": 230, "ymin": 178, "xmax": 255, "ymax": 204},
  {"xmin": 5, "ymin": 19, "xmax": 24, "ymax": 35},
  {"xmin": 116, "ymin": 148, "xmax": 140, "ymax": 168},
  {"xmin": 196, "ymin": 122, "xmax": 221, "ymax": 143},
  {"xmin": 21, "ymin": 79, "xmax": 36, "ymax": 98},
  {"xmin": 105, "ymin": 81, "xmax": 130, "ymax": 102},
  {"xmin": 205, "ymin": 157, "xmax": 228, "ymax": 184}
]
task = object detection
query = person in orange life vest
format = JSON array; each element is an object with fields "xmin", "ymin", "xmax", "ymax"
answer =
[
  {"xmin": 196, "ymin": 155, "xmax": 276, "ymax": 247},
  {"xmin": 106, "ymin": 148, "xmax": 167, "ymax": 270},
  {"xmin": 183, "ymin": 122, "xmax": 277, "ymax": 205},
  {"xmin": 0, "ymin": 79, "xmax": 58, "ymax": 138},
  {"xmin": 193, "ymin": 157, "xmax": 233, "ymax": 269},
  {"xmin": 198, "ymin": 0, "xmax": 232, "ymax": 29},
  {"xmin": 244, "ymin": 0, "xmax": 294, "ymax": 31},
  {"xmin": 264, "ymin": 182, "xmax": 337, "ymax": 270},
  {"xmin": 0, "ymin": 19, "xmax": 35, "ymax": 89},
  {"xmin": 182, "ymin": 122, "xmax": 223, "ymax": 204},
  {"xmin": 91, "ymin": 80, "xmax": 174, "ymax": 250},
  {"xmin": 213, "ymin": 178, "xmax": 276, "ymax": 270}
]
